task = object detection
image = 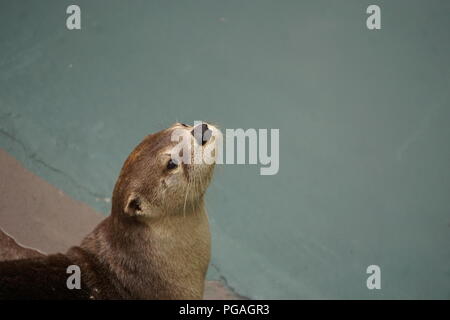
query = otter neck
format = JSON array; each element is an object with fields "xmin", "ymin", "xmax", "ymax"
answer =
[{"xmin": 81, "ymin": 202, "xmax": 211, "ymax": 299}]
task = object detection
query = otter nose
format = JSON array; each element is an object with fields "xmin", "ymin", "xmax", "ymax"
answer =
[{"xmin": 191, "ymin": 123, "xmax": 212, "ymax": 145}]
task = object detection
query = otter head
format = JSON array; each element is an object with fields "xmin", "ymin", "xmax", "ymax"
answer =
[{"xmin": 111, "ymin": 122, "xmax": 221, "ymax": 220}]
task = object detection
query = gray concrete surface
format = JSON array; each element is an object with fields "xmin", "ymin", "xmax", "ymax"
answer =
[
  {"xmin": 0, "ymin": 0, "xmax": 449, "ymax": 299},
  {"xmin": 0, "ymin": 149, "xmax": 103, "ymax": 254}
]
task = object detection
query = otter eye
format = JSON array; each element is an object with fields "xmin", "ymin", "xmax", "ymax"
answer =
[
  {"xmin": 180, "ymin": 123, "xmax": 189, "ymax": 127},
  {"xmin": 167, "ymin": 159, "xmax": 179, "ymax": 170}
]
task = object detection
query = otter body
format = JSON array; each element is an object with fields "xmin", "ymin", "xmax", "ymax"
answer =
[
  {"xmin": 0, "ymin": 212, "xmax": 210, "ymax": 299},
  {"xmin": 0, "ymin": 249, "xmax": 116, "ymax": 300},
  {"xmin": 0, "ymin": 122, "xmax": 220, "ymax": 300}
]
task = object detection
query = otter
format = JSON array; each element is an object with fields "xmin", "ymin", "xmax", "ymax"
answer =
[{"xmin": 0, "ymin": 122, "xmax": 221, "ymax": 299}]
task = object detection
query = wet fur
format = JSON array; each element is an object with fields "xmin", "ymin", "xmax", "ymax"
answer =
[{"xmin": 0, "ymin": 123, "xmax": 217, "ymax": 299}]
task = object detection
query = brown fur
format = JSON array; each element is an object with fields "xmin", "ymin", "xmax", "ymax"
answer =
[
  {"xmin": 0, "ymin": 123, "xmax": 220, "ymax": 299},
  {"xmin": 0, "ymin": 228, "xmax": 44, "ymax": 261}
]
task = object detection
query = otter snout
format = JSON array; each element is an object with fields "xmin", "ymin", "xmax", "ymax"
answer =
[{"xmin": 191, "ymin": 123, "xmax": 212, "ymax": 146}]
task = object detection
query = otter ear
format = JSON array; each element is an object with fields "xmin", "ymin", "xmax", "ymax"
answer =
[{"xmin": 124, "ymin": 194, "xmax": 143, "ymax": 216}]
